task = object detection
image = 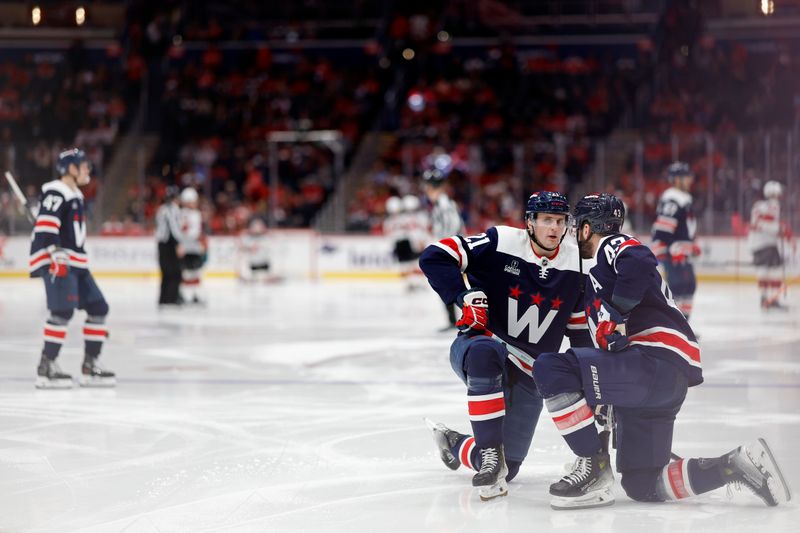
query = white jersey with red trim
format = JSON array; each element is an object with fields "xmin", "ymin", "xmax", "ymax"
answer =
[
  {"xmin": 180, "ymin": 207, "xmax": 206, "ymax": 255},
  {"xmin": 585, "ymin": 234, "xmax": 703, "ymax": 386},
  {"xmin": 419, "ymin": 226, "xmax": 591, "ymax": 376},
  {"xmin": 748, "ymin": 198, "xmax": 781, "ymax": 252},
  {"xmin": 29, "ymin": 180, "xmax": 89, "ymax": 276},
  {"xmin": 384, "ymin": 210, "xmax": 430, "ymax": 253}
]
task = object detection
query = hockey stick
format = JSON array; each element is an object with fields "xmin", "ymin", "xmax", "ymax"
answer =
[{"xmin": 4, "ymin": 171, "xmax": 36, "ymax": 224}]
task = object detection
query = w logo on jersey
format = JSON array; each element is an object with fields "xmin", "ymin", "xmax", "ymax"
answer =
[
  {"xmin": 73, "ymin": 218, "xmax": 86, "ymax": 248},
  {"xmin": 507, "ymin": 298, "xmax": 558, "ymax": 344}
]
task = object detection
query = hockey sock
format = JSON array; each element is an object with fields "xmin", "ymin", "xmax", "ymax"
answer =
[
  {"xmin": 674, "ymin": 296, "xmax": 693, "ymax": 320},
  {"xmin": 42, "ymin": 314, "xmax": 70, "ymax": 360},
  {"xmin": 83, "ymin": 315, "xmax": 108, "ymax": 359},
  {"xmin": 464, "ymin": 342, "xmax": 506, "ymax": 448},
  {"xmin": 545, "ymin": 392, "xmax": 602, "ymax": 457},
  {"xmin": 658, "ymin": 457, "xmax": 725, "ymax": 500}
]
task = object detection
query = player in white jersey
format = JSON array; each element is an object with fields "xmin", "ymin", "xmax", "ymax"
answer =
[
  {"xmin": 749, "ymin": 181, "xmax": 791, "ymax": 310},
  {"xmin": 178, "ymin": 187, "xmax": 207, "ymax": 305},
  {"xmin": 423, "ymin": 168, "xmax": 465, "ymax": 328}
]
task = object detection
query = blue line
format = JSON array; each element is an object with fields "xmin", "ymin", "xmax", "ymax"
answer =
[{"xmin": 1, "ymin": 376, "xmax": 800, "ymax": 389}]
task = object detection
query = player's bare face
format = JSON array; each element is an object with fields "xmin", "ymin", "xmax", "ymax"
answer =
[
  {"xmin": 530, "ymin": 213, "xmax": 567, "ymax": 253},
  {"xmin": 676, "ymin": 174, "xmax": 693, "ymax": 192},
  {"xmin": 76, "ymin": 162, "xmax": 91, "ymax": 186}
]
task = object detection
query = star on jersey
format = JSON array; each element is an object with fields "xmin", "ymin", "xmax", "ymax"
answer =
[
  {"xmin": 551, "ymin": 296, "xmax": 563, "ymax": 309},
  {"xmin": 509, "ymin": 285, "xmax": 522, "ymax": 299},
  {"xmin": 531, "ymin": 292, "xmax": 544, "ymax": 306}
]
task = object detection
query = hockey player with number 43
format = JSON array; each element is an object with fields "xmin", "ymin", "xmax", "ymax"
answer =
[
  {"xmin": 29, "ymin": 149, "xmax": 115, "ymax": 389},
  {"xmin": 533, "ymin": 193, "xmax": 791, "ymax": 510},
  {"xmin": 419, "ymin": 191, "xmax": 592, "ymax": 501}
]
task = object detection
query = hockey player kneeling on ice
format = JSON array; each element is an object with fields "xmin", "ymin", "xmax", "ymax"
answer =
[
  {"xmin": 533, "ymin": 193, "xmax": 791, "ymax": 510},
  {"xmin": 29, "ymin": 148, "xmax": 115, "ymax": 389},
  {"xmin": 419, "ymin": 191, "xmax": 592, "ymax": 501}
]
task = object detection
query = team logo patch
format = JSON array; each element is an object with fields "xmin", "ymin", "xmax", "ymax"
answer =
[{"xmin": 504, "ymin": 259, "xmax": 520, "ymax": 276}]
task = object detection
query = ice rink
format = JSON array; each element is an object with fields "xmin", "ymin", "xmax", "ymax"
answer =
[{"xmin": 0, "ymin": 276, "xmax": 798, "ymax": 533}]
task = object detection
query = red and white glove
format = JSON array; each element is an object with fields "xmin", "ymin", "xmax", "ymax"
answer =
[
  {"xmin": 595, "ymin": 300, "xmax": 629, "ymax": 352},
  {"xmin": 669, "ymin": 242, "xmax": 696, "ymax": 264},
  {"xmin": 780, "ymin": 223, "xmax": 793, "ymax": 240},
  {"xmin": 456, "ymin": 289, "xmax": 489, "ymax": 334},
  {"xmin": 48, "ymin": 247, "xmax": 69, "ymax": 278}
]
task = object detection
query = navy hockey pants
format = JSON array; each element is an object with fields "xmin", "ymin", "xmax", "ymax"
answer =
[
  {"xmin": 42, "ymin": 269, "xmax": 108, "ymax": 315},
  {"xmin": 450, "ymin": 333, "xmax": 543, "ymax": 466},
  {"xmin": 662, "ymin": 259, "xmax": 696, "ymax": 300},
  {"xmin": 534, "ymin": 346, "xmax": 688, "ymax": 473}
]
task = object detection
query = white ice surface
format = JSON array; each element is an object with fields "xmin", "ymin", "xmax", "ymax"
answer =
[{"xmin": 0, "ymin": 277, "xmax": 798, "ymax": 533}]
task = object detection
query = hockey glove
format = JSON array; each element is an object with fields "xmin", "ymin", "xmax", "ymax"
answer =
[
  {"xmin": 455, "ymin": 288, "xmax": 489, "ymax": 334},
  {"xmin": 48, "ymin": 247, "xmax": 69, "ymax": 278},
  {"xmin": 595, "ymin": 299, "xmax": 629, "ymax": 352}
]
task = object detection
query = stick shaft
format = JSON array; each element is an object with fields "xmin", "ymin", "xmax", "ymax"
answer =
[{"xmin": 4, "ymin": 171, "xmax": 36, "ymax": 224}]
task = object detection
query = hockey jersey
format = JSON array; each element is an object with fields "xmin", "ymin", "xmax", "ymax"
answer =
[
  {"xmin": 29, "ymin": 179, "xmax": 89, "ymax": 277},
  {"xmin": 749, "ymin": 198, "xmax": 781, "ymax": 252},
  {"xmin": 180, "ymin": 207, "xmax": 206, "ymax": 255},
  {"xmin": 419, "ymin": 226, "xmax": 591, "ymax": 376},
  {"xmin": 651, "ymin": 187, "xmax": 697, "ymax": 261},
  {"xmin": 584, "ymin": 234, "xmax": 703, "ymax": 386}
]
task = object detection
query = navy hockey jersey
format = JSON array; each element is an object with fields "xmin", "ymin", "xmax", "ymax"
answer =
[
  {"xmin": 584, "ymin": 234, "xmax": 703, "ymax": 386},
  {"xmin": 419, "ymin": 226, "xmax": 590, "ymax": 376},
  {"xmin": 651, "ymin": 187, "xmax": 697, "ymax": 261},
  {"xmin": 29, "ymin": 180, "xmax": 89, "ymax": 276}
]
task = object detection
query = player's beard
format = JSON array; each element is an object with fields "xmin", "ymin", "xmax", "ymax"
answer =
[{"xmin": 578, "ymin": 234, "xmax": 593, "ymax": 259}]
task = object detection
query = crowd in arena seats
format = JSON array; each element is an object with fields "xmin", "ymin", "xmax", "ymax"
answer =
[
  {"xmin": 0, "ymin": 40, "xmax": 127, "ymax": 219},
  {"xmin": 118, "ymin": 44, "xmax": 385, "ymax": 234},
  {"xmin": 345, "ymin": 43, "xmax": 633, "ymax": 233}
]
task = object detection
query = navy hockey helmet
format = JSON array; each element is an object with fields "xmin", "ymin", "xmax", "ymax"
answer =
[
  {"xmin": 666, "ymin": 161, "xmax": 692, "ymax": 182},
  {"xmin": 525, "ymin": 191, "xmax": 570, "ymax": 251},
  {"xmin": 573, "ymin": 193, "xmax": 625, "ymax": 234},
  {"xmin": 524, "ymin": 191, "xmax": 570, "ymax": 222},
  {"xmin": 56, "ymin": 148, "xmax": 88, "ymax": 176},
  {"xmin": 422, "ymin": 167, "xmax": 446, "ymax": 187}
]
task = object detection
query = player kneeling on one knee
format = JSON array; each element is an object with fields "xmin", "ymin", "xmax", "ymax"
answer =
[
  {"xmin": 532, "ymin": 193, "xmax": 791, "ymax": 510},
  {"xmin": 419, "ymin": 191, "xmax": 593, "ymax": 502}
]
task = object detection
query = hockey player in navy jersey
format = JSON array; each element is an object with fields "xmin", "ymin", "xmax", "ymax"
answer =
[
  {"xmin": 29, "ymin": 148, "xmax": 115, "ymax": 389},
  {"xmin": 419, "ymin": 191, "xmax": 592, "ymax": 501},
  {"xmin": 533, "ymin": 193, "xmax": 791, "ymax": 510},
  {"xmin": 651, "ymin": 162, "xmax": 701, "ymax": 319}
]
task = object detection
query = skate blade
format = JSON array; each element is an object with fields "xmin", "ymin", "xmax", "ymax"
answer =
[
  {"xmin": 755, "ymin": 438, "xmax": 792, "ymax": 503},
  {"xmin": 478, "ymin": 479, "xmax": 508, "ymax": 501},
  {"xmin": 550, "ymin": 488, "xmax": 615, "ymax": 510},
  {"xmin": 35, "ymin": 377, "xmax": 73, "ymax": 389},
  {"xmin": 78, "ymin": 376, "xmax": 117, "ymax": 388},
  {"xmin": 422, "ymin": 417, "xmax": 460, "ymax": 470}
]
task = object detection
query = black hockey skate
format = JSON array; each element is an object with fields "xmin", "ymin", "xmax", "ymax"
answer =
[
  {"xmin": 550, "ymin": 451, "xmax": 614, "ymax": 510},
  {"xmin": 79, "ymin": 357, "xmax": 116, "ymax": 388},
  {"xmin": 472, "ymin": 445, "xmax": 509, "ymax": 501},
  {"xmin": 722, "ymin": 438, "xmax": 792, "ymax": 506},
  {"xmin": 36, "ymin": 356, "xmax": 73, "ymax": 389},
  {"xmin": 424, "ymin": 418, "xmax": 465, "ymax": 470}
]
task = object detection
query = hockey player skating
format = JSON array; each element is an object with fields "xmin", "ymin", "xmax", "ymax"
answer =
[
  {"xmin": 419, "ymin": 191, "xmax": 591, "ymax": 500},
  {"xmin": 178, "ymin": 187, "xmax": 207, "ymax": 305},
  {"xmin": 749, "ymin": 180, "xmax": 791, "ymax": 310},
  {"xmin": 423, "ymin": 167, "xmax": 465, "ymax": 329},
  {"xmin": 29, "ymin": 148, "xmax": 115, "ymax": 389},
  {"xmin": 532, "ymin": 193, "xmax": 791, "ymax": 510},
  {"xmin": 651, "ymin": 162, "xmax": 701, "ymax": 319}
]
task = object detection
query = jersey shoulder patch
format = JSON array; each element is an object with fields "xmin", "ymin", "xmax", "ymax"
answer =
[{"xmin": 494, "ymin": 226, "xmax": 536, "ymax": 262}]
